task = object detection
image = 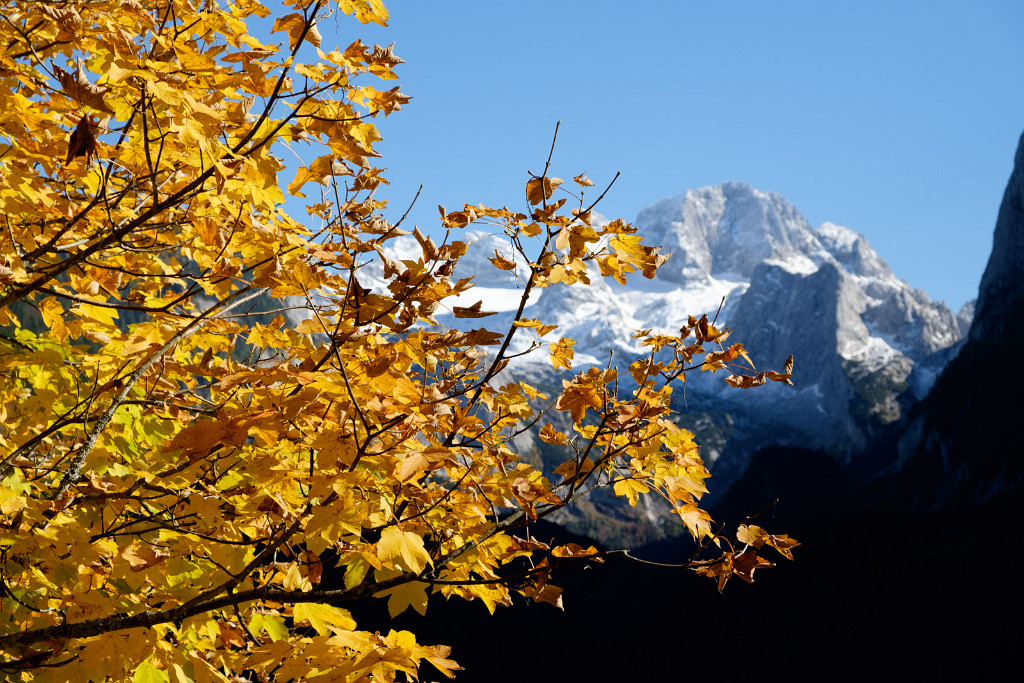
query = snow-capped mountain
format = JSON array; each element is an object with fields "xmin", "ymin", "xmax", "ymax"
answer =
[{"xmin": 378, "ymin": 181, "xmax": 968, "ymax": 504}]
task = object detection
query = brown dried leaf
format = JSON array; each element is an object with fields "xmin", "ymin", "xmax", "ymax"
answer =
[
  {"xmin": 38, "ymin": 5, "xmax": 82, "ymax": 41},
  {"xmin": 732, "ymin": 548, "xmax": 775, "ymax": 584},
  {"xmin": 451, "ymin": 300, "xmax": 497, "ymax": 319},
  {"xmin": 412, "ymin": 226, "xmax": 439, "ymax": 260},
  {"xmin": 65, "ymin": 117, "xmax": 98, "ymax": 164},
  {"xmin": 371, "ymin": 42, "xmax": 405, "ymax": 68},
  {"xmin": 53, "ymin": 58, "xmax": 113, "ymax": 113}
]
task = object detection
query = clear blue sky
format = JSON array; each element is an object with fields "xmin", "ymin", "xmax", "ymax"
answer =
[{"xmin": 315, "ymin": 0, "xmax": 1023, "ymax": 312}]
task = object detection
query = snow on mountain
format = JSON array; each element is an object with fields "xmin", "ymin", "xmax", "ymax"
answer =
[
  {"xmin": 635, "ymin": 181, "xmax": 831, "ymax": 284},
  {"xmin": 375, "ymin": 182, "xmax": 968, "ymax": 498}
]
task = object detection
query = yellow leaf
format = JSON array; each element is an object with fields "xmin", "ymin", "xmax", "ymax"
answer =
[
  {"xmin": 343, "ymin": 556, "xmax": 371, "ymax": 589},
  {"xmin": 539, "ymin": 423, "xmax": 569, "ymax": 446},
  {"xmin": 608, "ymin": 234, "xmax": 672, "ymax": 279},
  {"xmin": 39, "ymin": 298, "xmax": 65, "ymax": 335},
  {"xmin": 549, "ymin": 337, "xmax": 575, "ymax": 370},
  {"xmin": 520, "ymin": 222, "xmax": 542, "ymax": 237},
  {"xmin": 249, "ymin": 613, "xmax": 289, "ymax": 642},
  {"xmin": 377, "ymin": 526, "xmax": 433, "ymax": 573},
  {"xmin": 677, "ymin": 503, "xmax": 713, "ymax": 540},
  {"xmin": 337, "ymin": 0, "xmax": 389, "ymax": 25},
  {"xmin": 397, "ymin": 445, "xmax": 448, "ymax": 482},
  {"xmin": 424, "ymin": 645, "xmax": 463, "ymax": 679},
  {"xmin": 519, "ymin": 382, "xmax": 547, "ymax": 400},
  {"xmin": 613, "ymin": 478, "xmax": 648, "ymax": 506},
  {"xmin": 379, "ymin": 580, "xmax": 429, "ymax": 617},
  {"xmin": 272, "ymin": 13, "xmax": 322, "ymax": 50},
  {"xmin": 513, "ymin": 318, "xmax": 558, "ymax": 337},
  {"xmin": 74, "ymin": 302, "xmax": 119, "ymax": 326},
  {"xmin": 293, "ymin": 603, "xmax": 356, "ymax": 636},
  {"xmin": 0, "ymin": 486, "xmax": 26, "ymax": 515}
]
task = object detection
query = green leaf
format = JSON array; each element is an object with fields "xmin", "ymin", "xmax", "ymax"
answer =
[{"xmin": 134, "ymin": 656, "xmax": 170, "ymax": 683}]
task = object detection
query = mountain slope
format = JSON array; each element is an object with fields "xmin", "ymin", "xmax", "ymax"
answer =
[
  {"xmin": 421, "ymin": 183, "xmax": 964, "ymax": 506},
  {"xmin": 354, "ymin": 181, "xmax": 972, "ymax": 542}
]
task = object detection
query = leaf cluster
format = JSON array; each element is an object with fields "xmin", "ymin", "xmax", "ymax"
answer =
[{"xmin": 0, "ymin": 1, "xmax": 795, "ymax": 680}]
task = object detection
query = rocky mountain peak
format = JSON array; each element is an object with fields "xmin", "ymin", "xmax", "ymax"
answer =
[
  {"xmin": 635, "ymin": 181, "xmax": 826, "ymax": 283},
  {"xmin": 815, "ymin": 221, "xmax": 894, "ymax": 280}
]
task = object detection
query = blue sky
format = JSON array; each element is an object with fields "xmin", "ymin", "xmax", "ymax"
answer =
[{"xmin": 313, "ymin": 0, "xmax": 1023, "ymax": 312}]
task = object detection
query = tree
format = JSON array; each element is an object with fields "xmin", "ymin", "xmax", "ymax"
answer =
[{"xmin": 0, "ymin": 0, "xmax": 797, "ymax": 680}]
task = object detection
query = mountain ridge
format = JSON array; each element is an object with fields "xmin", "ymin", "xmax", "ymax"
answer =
[
  {"xmin": 368, "ymin": 180, "xmax": 972, "ymax": 538},
  {"xmin": 436, "ymin": 181, "xmax": 964, "ymax": 464}
]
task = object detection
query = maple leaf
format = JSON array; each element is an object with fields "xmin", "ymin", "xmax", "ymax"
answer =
[
  {"xmin": 293, "ymin": 603, "xmax": 357, "ymax": 636},
  {"xmin": 121, "ymin": 543, "xmax": 170, "ymax": 572},
  {"xmin": 724, "ymin": 355, "xmax": 795, "ymax": 388},
  {"xmin": 522, "ymin": 582, "xmax": 564, "ymax": 609},
  {"xmin": 378, "ymin": 526, "xmax": 433, "ymax": 573},
  {"xmin": 380, "ymin": 580, "xmax": 430, "ymax": 617},
  {"xmin": 737, "ymin": 524, "xmax": 800, "ymax": 560},
  {"xmin": 371, "ymin": 42, "xmax": 406, "ymax": 68},
  {"xmin": 613, "ymin": 478, "xmax": 649, "ymax": 506},
  {"xmin": 733, "ymin": 548, "xmax": 776, "ymax": 584},
  {"xmin": 37, "ymin": 5, "xmax": 82, "ymax": 41},
  {"xmin": 555, "ymin": 379, "xmax": 603, "ymax": 424},
  {"xmin": 538, "ymin": 423, "xmax": 569, "ymax": 445},
  {"xmin": 677, "ymin": 503, "xmax": 714, "ymax": 540},
  {"xmin": 549, "ymin": 337, "xmax": 576, "ymax": 370},
  {"xmin": 608, "ymin": 234, "xmax": 671, "ymax": 279},
  {"xmin": 424, "ymin": 644, "xmax": 462, "ymax": 679},
  {"xmin": 551, "ymin": 543, "xmax": 603, "ymax": 561},
  {"xmin": 397, "ymin": 445, "xmax": 449, "ymax": 482}
]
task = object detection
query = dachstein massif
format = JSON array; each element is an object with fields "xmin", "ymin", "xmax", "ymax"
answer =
[
  {"xmin": 379, "ymin": 134, "xmax": 1023, "ymax": 681},
  {"xmin": 384, "ymin": 179, "xmax": 981, "ymax": 541}
]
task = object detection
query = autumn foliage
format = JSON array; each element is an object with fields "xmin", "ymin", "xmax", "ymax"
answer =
[{"xmin": 0, "ymin": 0, "xmax": 796, "ymax": 680}]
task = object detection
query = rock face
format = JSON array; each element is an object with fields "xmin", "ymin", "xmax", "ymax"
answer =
[
  {"xmin": 892, "ymin": 131, "xmax": 1024, "ymax": 510},
  {"xmin": 625, "ymin": 184, "xmax": 964, "ymax": 493},
  {"xmin": 634, "ymin": 181, "xmax": 828, "ymax": 283}
]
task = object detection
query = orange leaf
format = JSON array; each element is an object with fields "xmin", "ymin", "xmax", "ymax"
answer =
[
  {"xmin": 526, "ymin": 176, "xmax": 563, "ymax": 205},
  {"xmin": 488, "ymin": 250, "xmax": 516, "ymax": 271},
  {"xmin": 555, "ymin": 380, "xmax": 603, "ymax": 424}
]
